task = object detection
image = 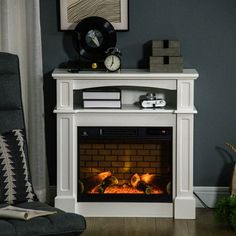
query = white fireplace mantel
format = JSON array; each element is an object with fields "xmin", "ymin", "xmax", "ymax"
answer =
[{"xmin": 52, "ymin": 68, "xmax": 199, "ymax": 219}]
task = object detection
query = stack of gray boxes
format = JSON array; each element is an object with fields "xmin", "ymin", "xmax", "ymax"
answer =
[{"xmin": 150, "ymin": 40, "xmax": 183, "ymax": 73}]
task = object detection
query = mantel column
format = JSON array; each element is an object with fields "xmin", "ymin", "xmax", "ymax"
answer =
[
  {"xmin": 175, "ymin": 79, "xmax": 195, "ymax": 219},
  {"xmin": 56, "ymin": 80, "xmax": 74, "ymax": 110},
  {"xmin": 177, "ymin": 79, "xmax": 194, "ymax": 112},
  {"xmin": 55, "ymin": 113, "xmax": 77, "ymax": 213},
  {"xmin": 175, "ymin": 113, "xmax": 195, "ymax": 219}
]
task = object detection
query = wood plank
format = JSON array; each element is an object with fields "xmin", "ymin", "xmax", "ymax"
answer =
[
  {"xmin": 82, "ymin": 217, "xmax": 125, "ymax": 236},
  {"xmin": 81, "ymin": 209, "xmax": 236, "ymax": 236},
  {"xmin": 156, "ymin": 218, "xmax": 189, "ymax": 236},
  {"xmin": 187, "ymin": 209, "xmax": 234, "ymax": 236},
  {"xmin": 123, "ymin": 218, "xmax": 156, "ymax": 236}
]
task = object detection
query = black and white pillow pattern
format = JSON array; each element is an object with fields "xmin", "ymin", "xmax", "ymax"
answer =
[{"xmin": 0, "ymin": 129, "xmax": 37, "ymax": 204}]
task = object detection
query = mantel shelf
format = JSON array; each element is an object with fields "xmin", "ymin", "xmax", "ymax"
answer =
[
  {"xmin": 54, "ymin": 105, "xmax": 198, "ymax": 114},
  {"xmin": 52, "ymin": 68, "xmax": 199, "ymax": 80},
  {"xmin": 54, "ymin": 104, "xmax": 175, "ymax": 114}
]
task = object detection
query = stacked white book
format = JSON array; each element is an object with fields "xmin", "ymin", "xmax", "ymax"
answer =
[{"xmin": 82, "ymin": 88, "xmax": 121, "ymax": 109}]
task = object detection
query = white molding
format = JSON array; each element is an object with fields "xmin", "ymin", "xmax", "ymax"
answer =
[
  {"xmin": 77, "ymin": 203, "xmax": 173, "ymax": 218},
  {"xmin": 177, "ymin": 80, "xmax": 194, "ymax": 111},
  {"xmin": 175, "ymin": 113, "xmax": 195, "ymax": 219},
  {"xmin": 56, "ymin": 80, "xmax": 73, "ymax": 110},
  {"xmin": 50, "ymin": 185, "xmax": 230, "ymax": 209},
  {"xmin": 52, "ymin": 68, "xmax": 199, "ymax": 79},
  {"xmin": 194, "ymin": 186, "xmax": 229, "ymax": 208}
]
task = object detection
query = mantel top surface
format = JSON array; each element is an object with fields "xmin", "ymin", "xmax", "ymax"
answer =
[{"xmin": 52, "ymin": 68, "xmax": 199, "ymax": 80}]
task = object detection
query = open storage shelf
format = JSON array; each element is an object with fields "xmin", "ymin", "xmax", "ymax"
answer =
[{"xmin": 73, "ymin": 104, "xmax": 176, "ymax": 113}]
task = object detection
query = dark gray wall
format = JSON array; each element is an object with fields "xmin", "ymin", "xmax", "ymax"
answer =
[{"xmin": 40, "ymin": 0, "xmax": 236, "ymax": 186}]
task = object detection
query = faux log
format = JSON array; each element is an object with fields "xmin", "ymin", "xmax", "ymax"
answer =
[
  {"xmin": 98, "ymin": 176, "xmax": 119, "ymax": 194},
  {"xmin": 137, "ymin": 181, "xmax": 152, "ymax": 195},
  {"xmin": 130, "ymin": 173, "xmax": 141, "ymax": 187},
  {"xmin": 78, "ymin": 171, "xmax": 112, "ymax": 193},
  {"xmin": 141, "ymin": 173, "xmax": 171, "ymax": 194},
  {"xmin": 131, "ymin": 173, "xmax": 152, "ymax": 195}
]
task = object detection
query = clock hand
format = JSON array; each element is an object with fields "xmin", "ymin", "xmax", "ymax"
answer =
[{"xmin": 111, "ymin": 56, "xmax": 114, "ymax": 66}]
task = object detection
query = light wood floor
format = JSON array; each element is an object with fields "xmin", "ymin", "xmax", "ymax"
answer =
[{"xmin": 82, "ymin": 209, "xmax": 235, "ymax": 236}]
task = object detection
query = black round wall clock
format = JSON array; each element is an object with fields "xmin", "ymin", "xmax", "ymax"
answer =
[{"xmin": 74, "ymin": 16, "xmax": 117, "ymax": 61}]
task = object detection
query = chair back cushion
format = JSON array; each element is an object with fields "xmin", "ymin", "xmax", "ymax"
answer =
[
  {"xmin": 0, "ymin": 52, "xmax": 25, "ymax": 133},
  {"xmin": 0, "ymin": 52, "xmax": 37, "ymax": 204}
]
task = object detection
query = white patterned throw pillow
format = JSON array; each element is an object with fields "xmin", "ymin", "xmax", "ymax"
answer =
[{"xmin": 0, "ymin": 129, "xmax": 38, "ymax": 204}]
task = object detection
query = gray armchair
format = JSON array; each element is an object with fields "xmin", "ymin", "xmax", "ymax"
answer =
[{"xmin": 0, "ymin": 52, "xmax": 86, "ymax": 236}]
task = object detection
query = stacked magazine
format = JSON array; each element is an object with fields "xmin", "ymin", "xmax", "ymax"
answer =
[
  {"xmin": 0, "ymin": 205, "xmax": 57, "ymax": 220},
  {"xmin": 82, "ymin": 88, "xmax": 121, "ymax": 109}
]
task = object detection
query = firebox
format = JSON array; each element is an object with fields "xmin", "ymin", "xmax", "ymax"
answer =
[{"xmin": 78, "ymin": 127, "xmax": 172, "ymax": 202}]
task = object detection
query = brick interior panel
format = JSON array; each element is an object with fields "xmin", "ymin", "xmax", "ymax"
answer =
[{"xmin": 79, "ymin": 142, "xmax": 171, "ymax": 184}]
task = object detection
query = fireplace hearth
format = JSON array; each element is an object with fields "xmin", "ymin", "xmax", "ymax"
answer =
[
  {"xmin": 52, "ymin": 68, "xmax": 199, "ymax": 218},
  {"xmin": 78, "ymin": 127, "xmax": 172, "ymax": 202}
]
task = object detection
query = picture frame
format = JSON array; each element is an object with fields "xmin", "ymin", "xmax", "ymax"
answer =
[{"xmin": 60, "ymin": 0, "xmax": 129, "ymax": 31}]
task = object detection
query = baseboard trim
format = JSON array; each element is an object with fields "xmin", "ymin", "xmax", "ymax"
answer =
[
  {"xmin": 49, "ymin": 186, "xmax": 230, "ymax": 208},
  {"xmin": 194, "ymin": 186, "xmax": 229, "ymax": 208}
]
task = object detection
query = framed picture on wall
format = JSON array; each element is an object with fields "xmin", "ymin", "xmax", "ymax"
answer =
[{"xmin": 60, "ymin": 0, "xmax": 129, "ymax": 31}]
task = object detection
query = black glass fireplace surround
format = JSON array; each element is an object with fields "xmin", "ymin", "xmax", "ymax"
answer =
[{"xmin": 78, "ymin": 127, "xmax": 172, "ymax": 202}]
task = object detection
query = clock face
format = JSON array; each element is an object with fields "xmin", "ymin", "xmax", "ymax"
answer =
[{"xmin": 104, "ymin": 54, "xmax": 121, "ymax": 72}]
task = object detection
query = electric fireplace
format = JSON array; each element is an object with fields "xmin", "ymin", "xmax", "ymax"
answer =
[
  {"xmin": 52, "ymin": 68, "xmax": 199, "ymax": 218},
  {"xmin": 78, "ymin": 127, "xmax": 172, "ymax": 202}
]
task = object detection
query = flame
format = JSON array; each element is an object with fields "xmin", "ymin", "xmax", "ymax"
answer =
[
  {"xmin": 89, "ymin": 184, "xmax": 163, "ymax": 194},
  {"xmin": 104, "ymin": 185, "xmax": 163, "ymax": 194},
  {"xmin": 97, "ymin": 171, "xmax": 112, "ymax": 181},
  {"xmin": 85, "ymin": 171, "xmax": 165, "ymax": 195},
  {"xmin": 141, "ymin": 173, "xmax": 154, "ymax": 183},
  {"xmin": 90, "ymin": 185, "xmax": 100, "ymax": 194}
]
